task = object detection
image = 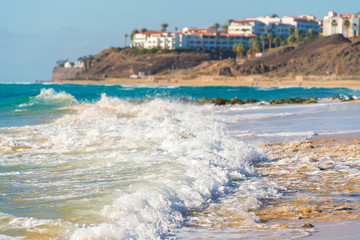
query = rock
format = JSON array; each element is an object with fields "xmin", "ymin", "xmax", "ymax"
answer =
[
  {"xmin": 198, "ymin": 97, "xmax": 215, "ymax": 104},
  {"xmin": 219, "ymin": 67, "xmax": 234, "ymax": 76},
  {"xmin": 302, "ymin": 223, "xmax": 315, "ymax": 228}
]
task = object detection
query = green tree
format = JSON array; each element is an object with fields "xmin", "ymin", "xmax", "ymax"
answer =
[
  {"xmin": 215, "ymin": 31, "xmax": 220, "ymax": 49},
  {"xmin": 213, "ymin": 22, "xmax": 220, "ymax": 30},
  {"xmin": 161, "ymin": 23, "xmax": 169, "ymax": 31},
  {"xmin": 294, "ymin": 29, "xmax": 303, "ymax": 42},
  {"xmin": 140, "ymin": 28, "xmax": 147, "ymax": 33},
  {"xmin": 270, "ymin": 14, "xmax": 279, "ymax": 18},
  {"xmin": 344, "ymin": 19, "xmax": 351, "ymax": 37},
  {"xmin": 227, "ymin": 19, "xmax": 234, "ymax": 25},
  {"xmin": 273, "ymin": 37, "xmax": 280, "ymax": 48},
  {"xmin": 130, "ymin": 29, "xmax": 139, "ymax": 41},
  {"xmin": 175, "ymin": 27, "xmax": 178, "ymax": 32},
  {"xmin": 288, "ymin": 34, "xmax": 296, "ymax": 45},
  {"xmin": 56, "ymin": 59, "xmax": 68, "ymax": 67},
  {"xmin": 331, "ymin": 20, "xmax": 338, "ymax": 34},
  {"xmin": 124, "ymin": 34, "xmax": 128, "ymax": 47},
  {"xmin": 247, "ymin": 48, "xmax": 253, "ymax": 57},
  {"xmin": 200, "ymin": 34, "xmax": 205, "ymax": 48},
  {"xmin": 250, "ymin": 38, "xmax": 261, "ymax": 56},
  {"xmin": 307, "ymin": 29, "xmax": 318, "ymax": 40},
  {"xmin": 233, "ymin": 43, "xmax": 245, "ymax": 60},
  {"xmin": 267, "ymin": 32, "xmax": 274, "ymax": 49},
  {"xmin": 288, "ymin": 27, "xmax": 295, "ymax": 36},
  {"xmin": 260, "ymin": 34, "xmax": 267, "ymax": 52},
  {"xmin": 222, "ymin": 24, "xmax": 228, "ymax": 32}
]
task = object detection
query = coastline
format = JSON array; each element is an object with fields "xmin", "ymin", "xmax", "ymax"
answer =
[{"xmin": 51, "ymin": 75, "xmax": 360, "ymax": 88}]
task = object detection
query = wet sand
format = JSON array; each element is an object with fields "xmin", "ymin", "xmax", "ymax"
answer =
[
  {"xmin": 52, "ymin": 75, "xmax": 360, "ymax": 88},
  {"xmin": 259, "ymin": 133, "xmax": 360, "ymax": 239}
]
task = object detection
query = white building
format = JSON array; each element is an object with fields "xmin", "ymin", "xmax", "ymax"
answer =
[
  {"xmin": 323, "ymin": 11, "xmax": 359, "ymax": 37},
  {"xmin": 133, "ymin": 31, "xmax": 181, "ymax": 50},
  {"xmin": 281, "ymin": 15, "xmax": 322, "ymax": 35},
  {"xmin": 228, "ymin": 20, "xmax": 266, "ymax": 36}
]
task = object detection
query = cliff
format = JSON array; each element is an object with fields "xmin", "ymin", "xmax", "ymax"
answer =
[{"xmin": 52, "ymin": 67, "xmax": 83, "ymax": 81}]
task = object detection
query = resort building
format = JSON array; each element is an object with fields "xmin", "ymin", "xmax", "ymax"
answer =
[
  {"xmin": 280, "ymin": 15, "xmax": 322, "ymax": 35},
  {"xmin": 131, "ymin": 13, "xmax": 325, "ymax": 51},
  {"xmin": 323, "ymin": 11, "xmax": 359, "ymax": 37},
  {"xmin": 133, "ymin": 31, "xmax": 181, "ymax": 49},
  {"xmin": 228, "ymin": 20, "xmax": 267, "ymax": 36}
]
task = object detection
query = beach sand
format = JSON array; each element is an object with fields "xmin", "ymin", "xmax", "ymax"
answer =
[
  {"xmin": 52, "ymin": 75, "xmax": 360, "ymax": 88},
  {"xmin": 259, "ymin": 134, "xmax": 360, "ymax": 239}
]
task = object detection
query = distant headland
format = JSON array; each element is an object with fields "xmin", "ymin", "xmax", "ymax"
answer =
[{"xmin": 51, "ymin": 10, "xmax": 360, "ymax": 85}]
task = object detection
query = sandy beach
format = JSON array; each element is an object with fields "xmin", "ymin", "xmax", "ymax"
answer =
[
  {"xmin": 52, "ymin": 75, "xmax": 360, "ymax": 88},
  {"xmin": 260, "ymin": 133, "xmax": 360, "ymax": 239}
]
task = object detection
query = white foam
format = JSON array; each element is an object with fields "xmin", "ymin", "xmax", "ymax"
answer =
[{"xmin": 0, "ymin": 95, "xmax": 271, "ymax": 239}]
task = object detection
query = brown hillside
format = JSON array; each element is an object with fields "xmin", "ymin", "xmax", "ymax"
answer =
[
  {"xmin": 68, "ymin": 34, "xmax": 360, "ymax": 81},
  {"xmin": 235, "ymin": 34, "xmax": 358, "ymax": 76},
  {"xmin": 76, "ymin": 48, "xmax": 226, "ymax": 79}
]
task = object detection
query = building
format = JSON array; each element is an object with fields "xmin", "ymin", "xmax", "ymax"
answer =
[
  {"xmin": 133, "ymin": 31, "xmax": 181, "ymax": 49},
  {"xmin": 281, "ymin": 15, "xmax": 322, "ymax": 35},
  {"xmin": 228, "ymin": 20, "xmax": 266, "ymax": 36},
  {"xmin": 323, "ymin": 11, "xmax": 359, "ymax": 37}
]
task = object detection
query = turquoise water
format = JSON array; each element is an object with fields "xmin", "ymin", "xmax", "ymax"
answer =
[
  {"xmin": 1, "ymin": 83, "xmax": 360, "ymax": 128},
  {"xmin": 0, "ymin": 83, "xmax": 360, "ymax": 239}
]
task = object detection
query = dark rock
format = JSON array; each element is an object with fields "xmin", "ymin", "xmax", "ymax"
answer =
[
  {"xmin": 302, "ymin": 223, "xmax": 315, "ymax": 228},
  {"xmin": 219, "ymin": 67, "xmax": 234, "ymax": 76}
]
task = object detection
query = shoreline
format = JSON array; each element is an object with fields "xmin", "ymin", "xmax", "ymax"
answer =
[{"xmin": 51, "ymin": 75, "xmax": 360, "ymax": 88}]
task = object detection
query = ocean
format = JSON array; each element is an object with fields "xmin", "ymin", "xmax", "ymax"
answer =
[{"xmin": 1, "ymin": 83, "xmax": 360, "ymax": 239}]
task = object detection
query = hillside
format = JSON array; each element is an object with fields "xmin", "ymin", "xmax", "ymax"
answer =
[
  {"xmin": 53, "ymin": 34, "xmax": 360, "ymax": 81},
  {"xmin": 182, "ymin": 34, "xmax": 360, "ymax": 77},
  {"xmin": 75, "ymin": 48, "xmax": 232, "ymax": 79}
]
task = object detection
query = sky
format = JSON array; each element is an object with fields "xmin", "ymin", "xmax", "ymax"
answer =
[{"xmin": 0, "ymin": 0, "xmax": 358, "ymax": 82}]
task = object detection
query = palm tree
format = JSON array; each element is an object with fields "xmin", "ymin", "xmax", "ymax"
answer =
[
  {"xmin": 294, "ymin": 29, "xmax": 303, "ymax": 42},
  {"xmin": 161, "ymin": 23, "xmax": 169, "ymax": 32},
  {"xmin": 227, "ymin": 19, "xmax": 234, "ymax": 26},
  {"xmin": 288, "ymin": 34, "xmax": 296, "ymax": 45},
  {"xmin": 260, "ymin": 34, "xmax": 266, "ymax": 52},
  {"xmin": 222, "ymin": 24, "xmax": 228, "ymax": 32},
  {"xmin": 250, "ymin": 38, "xmax": 260, "ymax": 56},
  {"xmin": 288, "ymin": 27, "xmax": 295, "ymax": 36},
  {"xmin": 307, "ymin": 29, "xmax": 317, "ymax": 40},
  {"xmin": 344, "ymin": 19, "xmax": 351, "ymax": 37},
  {"xmin": 200, "ymin": 34, "xmax": 205, "ymax": 49},
  {"xmin": 140, "ymin": 28, "xmax": 147, "ymax": 33},
  {"xmin": 124, "ymin": 34, "xmax": 128, "ymax": 47},
  {"xmin": 331, "ymin": 20, "xmax": 338, "ymax": 35},
  {"xmin": 268, "ymin": 33, "xmax": 274, "ymax": 49},
  {"xmin": 130, "ymin": 29, "xmax": 139, "ymax": 42},
  {"xmin": 215, "ymin": 31, "xmax": 220, "ymax": 49},
  {"xmin": 273, "ymin": 37, "xmax": 280, "ymax": 48},
  {"xmin": 175, "ymin": 27, "xmax": 178, "ymax": 32},
  {"xmin": 213, "ymin": 23, "xmax": 220, "ymax": 30},
  {"xmin": 233, "ymin": 43, "xmax": 245, "ymax": 60}
]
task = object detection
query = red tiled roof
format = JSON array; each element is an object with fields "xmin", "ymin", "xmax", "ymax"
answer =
[
  {"xmin": 140, "ymin": 31, "xmax": 167, "ymax": 35},
  {"xmin": 233, "ymin": 20, "xmax": 258, "ymax": 24},
  {"xmin": 189, "ymin": 32, "xmax": 258, "ymax": 37},
  {"xmin": 340, "ymin": 14, "xmax": 352, "ymax": 19},
  {"xmin": 330, "ymin": 11, "xmax": 337, "ymax": 14},
  {"xmin": 284, "ymin": 16, "xmax": 317, "ymax": 22}
]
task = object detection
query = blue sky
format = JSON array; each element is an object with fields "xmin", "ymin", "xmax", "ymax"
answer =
[{"xmin": 0, "ymin": 0, "xmax": 358, "ymax": 82}]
